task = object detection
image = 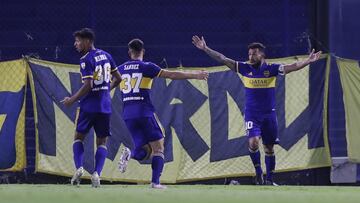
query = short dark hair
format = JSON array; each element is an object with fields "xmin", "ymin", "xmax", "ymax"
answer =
[
  {"xmin": 128, "ymin": 38, "xmax": 144, "ymax": 53},
  {"xmin": 248, "ymin": 42, "xmax": 266, "ymax": 53},
  {"xmin": 73, "ymin": 28, "xmax": 95, "ymax": 42}
]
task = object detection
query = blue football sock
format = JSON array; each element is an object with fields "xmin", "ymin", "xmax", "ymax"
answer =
[
  {"xmin": 265, "ymin": 154, "xmax": 275, "ymax": 181},
  {"xmin": 95, "ymin": 145, "xmax": 107, "ymax": 175},
  {"xmin": 73, "ymin": 140, "xmax": 84, "ymax": 169},
  {"xmin": 151, "ymin": 154, "xmax": 164, "ymax": 184},
  {"xmin": 249, "ymin": 148, "xmax": 262, "ymax": 176}
]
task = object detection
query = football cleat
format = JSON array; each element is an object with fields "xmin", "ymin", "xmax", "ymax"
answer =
[
  {"xmin": 71, "ymin": 167, "xmax": 84, "ymax": 186},
  {"xmin": 91, "ymin": 172, "xmax": 101, "ymax": 188},
  {"xmin": 150, "ymin": 183, "xmax": 167, "ymax": 189},
  {"xmin": 118, "ymin": 147, "xmax": 131, "ymax": 173},
  {"xmin": 254, "ymin": 174, "xmax": 264, "ymax": 185},
  {"xmin": 265, "ymin": 180, "xmax": 279, "ymax": 186}
]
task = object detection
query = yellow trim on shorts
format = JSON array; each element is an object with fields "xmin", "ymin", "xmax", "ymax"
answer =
[
  {"xmin": 154, "ymin": 113, "xmax": 165, "ymax": 137},
  {"xmin": 74, "ymin": 107, "xmax": 80, "ymax": 127}
]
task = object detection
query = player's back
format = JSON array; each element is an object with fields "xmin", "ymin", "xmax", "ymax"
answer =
[
  {"xmin": 79, "ymin": 49, "xmax": 117, "ymax": 114},
  {"xmin": 118, "ymin": 60, "xmax": 162, "ymax": 119}
]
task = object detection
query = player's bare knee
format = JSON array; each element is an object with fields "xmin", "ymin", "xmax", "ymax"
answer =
[
  {"xmin": 152, "ymin": 148, "xmax": 164, "ymax": 159},
  {"xmin": 96, "ymin": 137, "xmax": 107, "ymax": 147},
  {"xmin": 249, "ymin": 142, "xmax": 259, "ymax": 150},
  {"xmin": 264, "ymin": 144, "xmax": 274, "ymax": 155},
  {"xmin": 149, "ymin": 139, "xmax": 164, "ymax": 154},
  {"xmin": 138, "ymin": 144, "xmax": 152, "ymax": 160},
  {"xmin": 249, "ymin": 137, "xmax": 260, "ymax": 150},
  {"xmin": 150, "ymin": 142, "xmax": 164, "ymax": 159},
  {"xmin": 74, "ymin": 132, "xmax": 85, "ymax": 141},
  {"xmin": 152, "ymin": 145, "xmax": 164, "ymax": 154}
]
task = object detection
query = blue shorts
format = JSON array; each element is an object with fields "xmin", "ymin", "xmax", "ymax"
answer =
[
  {"xmin": 245, "ymin": 111, "xmax": 279, "ymax": 145},
  {"xmin": 124, "ymin": 114, "xmax": 164, "ymax": 149},
  {"xmin": 75, "ymin": 109, "xmax": 111, "ymax": 137}
]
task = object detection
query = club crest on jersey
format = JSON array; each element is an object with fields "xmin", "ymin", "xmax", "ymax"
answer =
[
  {"xmin": 263, "ymin": 70, "xmax": 270, "ymax": 77},
  {"xmin": 81, "ymin": 62, "xmax": 86, "ymax": 69}
]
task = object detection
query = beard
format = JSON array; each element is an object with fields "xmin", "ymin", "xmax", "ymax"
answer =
[{"xmin": 250, "ymin": 60, "xmax": 261, "ymax": 67}]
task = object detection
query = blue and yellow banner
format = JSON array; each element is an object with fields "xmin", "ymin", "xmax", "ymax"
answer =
[
  {"xmin": 0, "ymin": 59, "xmax": 27, "ymax": 171},
  {"xmin": 337, "ymin": 58, "xmax": 360, "ymax": 163},
  {"xmin": 28, "ymin": 56, "xmax": 331, "ymax": 183}
]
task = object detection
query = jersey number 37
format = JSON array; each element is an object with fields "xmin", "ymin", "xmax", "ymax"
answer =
[{"xmin": 121, "ymin": 73, "xmax": 143, "ymax": 94}]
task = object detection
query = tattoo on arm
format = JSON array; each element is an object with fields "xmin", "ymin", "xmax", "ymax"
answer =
[{"xmin": 204, "ymin": 47, "xmax": 236, "ymax": 71}]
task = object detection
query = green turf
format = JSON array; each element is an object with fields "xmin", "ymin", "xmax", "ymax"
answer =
[{"xmin": 0, "ymin": 184, "xmax": 359, "ymax": 203}]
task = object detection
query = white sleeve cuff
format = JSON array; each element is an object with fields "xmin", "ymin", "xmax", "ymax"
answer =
[{"xmin": 278, "ymin": 65, "xmax": 285, "ymax": 76}]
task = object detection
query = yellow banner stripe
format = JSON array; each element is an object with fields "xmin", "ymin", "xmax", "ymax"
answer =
[
  {"xmin": 0, "ymin": 114, "xmax": 6, "ymax": 131},
  {"xmin": 0, "ymin": 59, "xmax": 27, "ymax": 92}
]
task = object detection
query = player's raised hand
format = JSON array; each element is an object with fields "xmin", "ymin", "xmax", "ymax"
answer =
[
  {"xmin": 61, "ymin": 96, "xmax": 74, "ymax": 107},
  {"xmin": 195, "ymin": 70, "xmax": 209, "ymax": 81},
  {"xmin": 307, "ymin": 49, "xmax": 322, "ymax": 63},
  {"xmin": 192, "ymin": 35, "xmax": 207, "ymax": 50}
]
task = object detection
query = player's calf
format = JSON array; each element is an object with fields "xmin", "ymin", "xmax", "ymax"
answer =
[
  {"xmin": 264, "ymin": 145, "xmax": 276, "ymax": 184},
  {"xmin": 94, "ymin": 144, "xmax": 107, "ymax": 176},
  {"xmin": 249, "ymin": 147, "xmax": 263, "ymax": 185},
  {"xmin": 73, "ymin": 138, "xmax": 85, "ymax": 170},
  {"xmin": 149, "ymin": 139, "xmax": 165, "ymax": 188},
  {"xmin": 150, "ymin": 151, "xmax": 166, "ymax": 189},
  {"xmin": 248, "ymin": 137, "xmax": 263, "ymax": 185}
]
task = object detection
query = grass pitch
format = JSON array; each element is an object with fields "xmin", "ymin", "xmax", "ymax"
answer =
[{"xmin": 0, "ymin": 184, "xmax": 359, "ymax": 203}]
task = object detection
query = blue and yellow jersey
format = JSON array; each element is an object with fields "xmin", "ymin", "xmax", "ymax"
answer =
[
  {"xmin": 118, "ymin": 60, "xmax": 162, "ymax": 119},
  {"xmin": 235, "ymin": 61, "xmax": 284, "ymax": 113},
  {"xmin": 79, "ymin": 49, "xmax": 117, "ymax": 113}
]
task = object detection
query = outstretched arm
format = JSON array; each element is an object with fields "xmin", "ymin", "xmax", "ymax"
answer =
[
  {"xmin": 192, "ymin": 35, "xmax": 236, "ymax": 71},
  {"xmin": 61, "ymin": 79, "xmax": 92, "ymax": 107},
  {"xmin": 283, "ymin": 49, "xmax": 322, "ymax": 74},
  {"xmin": 159, "ymin": 69, "xmax": 209, "ymax": 80}
]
